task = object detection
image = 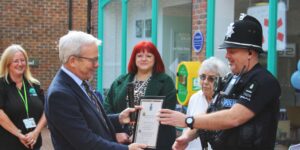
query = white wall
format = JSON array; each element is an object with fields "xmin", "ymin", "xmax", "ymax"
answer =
[
  {"xmin": 214, "ymin": 0, "xmax": 235, "ymax": 64},
  {"xmin": 126, "ymin": 0, "xmax": 191, "ymax": 59},
  {"xmin": 157, "ymin": 0, "xmax": 192, "ymax": 54},
  {"xmin": 103, "ymin": 1, "xmax": 122, "ymax": 89},
  {"xmin": 127, "ymin": 0, "xmax": 152, "ymax": 61},
  {"xmin": 102, "ymin": 0, "xmax": 191, "ymax": 89}
]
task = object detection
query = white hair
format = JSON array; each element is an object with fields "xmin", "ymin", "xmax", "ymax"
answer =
[
  {"xmin": 198, "ymin": 57, "xmax": 230, "ymax": 77},
  {"xmin": 58, "ymin": 31, "xmax": 102, "ymax": 63}
]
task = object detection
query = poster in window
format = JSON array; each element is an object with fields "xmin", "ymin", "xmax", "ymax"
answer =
[
  {"xmin": 136, "ymin": 20, "xmax": 144, "ymax": 38},
  {"xmin": 145, "ymin": 19, "xmax": 152, "ymax": 38}
]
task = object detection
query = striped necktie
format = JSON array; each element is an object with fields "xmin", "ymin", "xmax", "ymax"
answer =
[{"xmin": 82, "ymin": 81, "xmax": 110, "ymax": 132}]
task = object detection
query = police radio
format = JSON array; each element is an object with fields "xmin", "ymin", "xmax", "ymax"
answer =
[
  {"xmin": 213, "ymin": 73, "xmax": 232, "ymax": 95},
  {"xmin": 214, "ymin": 66, "xmax": 247, "ymax": 98},
  {"xmin": 200, "ymin": 66, "xmax": 248, "ymax": 149},
  {"xmin": 222, "ymin": 66, "xmax": 246, "ymax": 97}
]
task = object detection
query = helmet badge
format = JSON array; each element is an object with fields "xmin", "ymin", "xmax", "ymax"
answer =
[
  {"xmin": 239, "ymin": 13, "xmax": 247, "ymax": 20},
  {"xmin": 225, "ymin": 23, "xmax": 235, "ymax": 40}
]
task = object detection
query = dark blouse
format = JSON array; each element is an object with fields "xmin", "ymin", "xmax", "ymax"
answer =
[{"xmin": 0, "ymin": 76, "xmax": 44, "ymax": 150}]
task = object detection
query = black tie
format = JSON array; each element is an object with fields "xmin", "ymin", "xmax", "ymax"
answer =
[{"xmin": 82, "ymin": 81, "xmax": 110, "ymax": 132}]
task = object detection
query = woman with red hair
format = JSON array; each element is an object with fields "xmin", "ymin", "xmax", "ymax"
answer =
[{"xmin": 104, "ymin": 41, "xmax": 176, "ymax": 150}]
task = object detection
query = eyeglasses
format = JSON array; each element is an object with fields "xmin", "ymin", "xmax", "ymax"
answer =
[
  {"xmin": 74, "ymin": 56, "xmax": 98, "ymax": 64},
  {"xmin": 12, "ymin": 59, "xmax": 26, "ymax": 64},
  {"xmin": 199, "ymin": 74, "xmax": 216, "ymax": 82}
]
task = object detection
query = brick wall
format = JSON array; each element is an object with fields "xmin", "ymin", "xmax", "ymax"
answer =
[
  {"xmin": 192, "ymin": 0, "xmax": 207, "ymax": 62},
  {"xmin": 72, "ymin": 0, "xmax": 88, "ymax": 31},
  {"xmin": 0, "ymin": 0, "xmax": 88, "ymax": 90},
  {"xmin": 91, "ymin": 0, "xmax": 98, "ymax": 36}
]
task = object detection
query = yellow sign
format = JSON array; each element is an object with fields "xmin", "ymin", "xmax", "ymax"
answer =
[{"xmin": 176, "ymin": 61, "xmax": 201, "ymax": 106}]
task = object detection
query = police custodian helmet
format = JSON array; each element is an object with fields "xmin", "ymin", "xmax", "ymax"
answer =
[{"xmin": 219, "ymin": 13, "xmax": 264, "ymax": 53}]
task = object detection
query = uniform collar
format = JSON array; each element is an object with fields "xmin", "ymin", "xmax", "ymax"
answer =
[{"xmin": 7, "ymin": 74, "xmax": 28, "ymax": 86}]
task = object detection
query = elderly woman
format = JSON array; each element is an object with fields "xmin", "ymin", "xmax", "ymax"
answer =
[
  {"xmin": 104, "ymin": 41, "xmax": 177, "ymax": 150},
  {"xmin": 0, "ymin": 44, "xmax": 47, "ymax": 150},
  {"xmin": 175, "ymin": 57, "xmax": 230, "ymax": 150}
]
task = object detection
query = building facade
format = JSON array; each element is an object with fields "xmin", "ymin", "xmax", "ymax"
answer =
[
  {"xmin": 0, "ymin": 0, "xmax": 90, "ymax": 90},
  {"xmin": 1, "ymin": 0, "xmax": 299, "ymax": 145}
]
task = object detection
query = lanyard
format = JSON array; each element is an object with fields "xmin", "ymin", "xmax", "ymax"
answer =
[{"xmin": 17, "ymin": 81, "xmax": 29, "ymax": 118}]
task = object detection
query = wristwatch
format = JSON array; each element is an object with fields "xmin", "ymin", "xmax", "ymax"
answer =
[{"xmin": 185, "ymin": 116, "xmax": 194, "ymax": 129}]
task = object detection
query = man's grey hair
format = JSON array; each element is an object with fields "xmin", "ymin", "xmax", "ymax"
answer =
[
  {"xmin": 198, "ymin": 57, "xmax": 230, "ymax": 77},
  {"xmin": 58, "ymin": 31, "xmax": 102, "ymax": 63}
]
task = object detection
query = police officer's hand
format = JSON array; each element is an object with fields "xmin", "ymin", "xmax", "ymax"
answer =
[
  {"xmin": 172, "ymin": 135, "xmax": 189, "ymax": 150},
  {"xmin": 128, "ymin": 143, "xmax": 147, "ymax": 150},
  {"xmin": 158, "ymin": 109, "xmax": 187, "ymax": 128}
]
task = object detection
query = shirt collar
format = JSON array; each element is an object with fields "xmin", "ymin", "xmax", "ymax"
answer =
[
  {"xmin": 61, "ymin": 65, "xmax": 83, "ymax": 87},
  {"xmin": 7, "ymin": 74, "xmax": 28, "ymax": 86}
]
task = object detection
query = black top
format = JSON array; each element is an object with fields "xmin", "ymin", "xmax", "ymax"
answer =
[
  {"xmin": 237, "ymin": 63, "xmax": 280, "ymax": 149},
  {"xmin": 0, "ymin": 76, "xmax": 44, "ymax": 150},
  {"xmin": 216, "ymin": 63, "xmax": 281, "ymax": 150}
]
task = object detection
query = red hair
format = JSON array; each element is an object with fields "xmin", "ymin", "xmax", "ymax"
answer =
[{"xmin": 128, "ymin": 41, "xmax": 165, "ymax": 74}]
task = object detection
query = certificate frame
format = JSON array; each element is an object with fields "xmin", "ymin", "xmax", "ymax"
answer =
[{"xmin": 133, "ymin": 96, "xmax": 165, "ymax": 149}]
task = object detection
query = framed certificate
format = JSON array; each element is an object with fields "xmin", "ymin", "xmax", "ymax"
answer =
[{"xmin": 133, "ymin": 96, "xmax": 165, "ymax": 149}]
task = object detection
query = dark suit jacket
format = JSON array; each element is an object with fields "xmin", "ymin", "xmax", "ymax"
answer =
[{"xmin": 45, "ymin": 69, "xmax": 128, "ymax": 150}]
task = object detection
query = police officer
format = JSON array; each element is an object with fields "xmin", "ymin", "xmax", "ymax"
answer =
[{"xmin": 158, "ymin": 13, "xmax": 281, "ymax": 150}]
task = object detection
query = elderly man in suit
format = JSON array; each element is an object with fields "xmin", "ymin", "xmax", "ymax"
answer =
[{"xmin": 45, "ymin": 31, "xmax": 147, "ymax": 150}]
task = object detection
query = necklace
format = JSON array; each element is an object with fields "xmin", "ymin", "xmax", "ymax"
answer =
[
  {"xmin": 134, "ymin": 75, "xmax": 151, "ymax": 93},
  {"xmin": 132, "ymin": 75, "xmax": 152, "ymax": 104}
]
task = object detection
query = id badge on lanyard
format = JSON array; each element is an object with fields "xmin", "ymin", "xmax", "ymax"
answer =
[
  {"xmin": 23, "ymin": 118, "xmax": 36, "ymax": 129},
  {"xmin": 18, "ymin": 81, "xmax": 37, "ymax": 129}
]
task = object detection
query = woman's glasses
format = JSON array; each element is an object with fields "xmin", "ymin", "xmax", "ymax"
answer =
[{"xmin": 199, "ymin": 74, "xmax": 216, "ymax": 82}]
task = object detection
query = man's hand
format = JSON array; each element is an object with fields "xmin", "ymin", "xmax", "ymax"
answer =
[
  {"xmin": 158, "ymin": 109, "xmax": 187, "ymax": 128},
  {"xmin": 119, "ymin": 106, "xmax": 142, "ymax": 124},
  {"xmin": 172, "ymin": 134, "xmax": 190, "ymax": 150},
  {"xmin": 116, "ymin": 132, "xmax": 130, "ymax": 144},
  {"xmin": 128, "ymin": 143, "xmax": 147, "ymax": 150}
]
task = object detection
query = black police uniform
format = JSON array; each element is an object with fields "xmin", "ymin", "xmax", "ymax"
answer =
[{"xmin": 200, "ymin": 63, "xmax": 281, "ymax": 150}]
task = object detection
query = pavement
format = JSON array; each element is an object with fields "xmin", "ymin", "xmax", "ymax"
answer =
[
  {"xmin": 40, "ymin": 127, "xmax": 289, "ymax": 150},
  {"xmin": 41, "ymin": 128, "xmax": 53, "ymax": 150}
]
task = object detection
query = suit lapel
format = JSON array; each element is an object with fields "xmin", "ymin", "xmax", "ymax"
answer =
[{"xmin": 58, "ymin": 70, "xmax": 115, "ymax": 135}]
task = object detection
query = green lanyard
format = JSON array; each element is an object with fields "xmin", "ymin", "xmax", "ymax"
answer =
[{"xmin": 17, "ymin": 81, "xmax": 29, "ymax": 118}]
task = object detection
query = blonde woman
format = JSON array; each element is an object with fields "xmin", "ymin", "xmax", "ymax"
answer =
[{"xmin": 0, "ymin": 44, "xmax": 47, "ymax": 150}]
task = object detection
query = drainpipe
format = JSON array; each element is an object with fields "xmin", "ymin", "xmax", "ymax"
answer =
[
  {"xmin": 87, "ymin": 0, "xmax": 92, "ymax": 33},
  {"xmin": 68, "ymin": 0, "xmax": 72, "ymax": 30}
]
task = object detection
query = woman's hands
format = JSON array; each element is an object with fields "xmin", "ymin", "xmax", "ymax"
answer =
[
  {"xmin": 17, "ymin": 130, "xmax": 39, "ymax": 149},
  {"xmin": 24, "ymin": 130, "xmax": 39, "ymax": 149},
  {"xmin": 17, "ymin": 131, "xmax": 30, "ymax": 149}
]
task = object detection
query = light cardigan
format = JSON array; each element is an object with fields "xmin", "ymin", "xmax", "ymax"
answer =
[{"xmin": 185, "ymin": 90, "xmax": 212, "ymax": 150}]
